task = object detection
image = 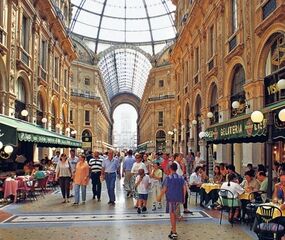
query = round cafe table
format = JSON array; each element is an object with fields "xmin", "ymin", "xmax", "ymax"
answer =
[
  {"xmin": 4, "ymin": 178, "xmax": 19, "ymax": 202},
  {"xmin": 256, "ymin": 203, "xmax": 285, "ymax": 219},
  {"xmin": 200, "ymin": 183, "xmax": 221, "ymax": 194}
]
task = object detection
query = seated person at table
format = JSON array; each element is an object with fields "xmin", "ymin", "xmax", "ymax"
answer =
[
  {"xmin": 219, "ymin": 163, "xmax": 228, "ymax": 182},
  {"xmin": 221, "ymin": 173, "xmax": 244, "ymax": 222},
  {"xmin": 200, "ymin": 165, "xmax": 209, "ymax": 183},
  {"xmin": 213, "ymin": 166, "xmax": 223, "ymax": 184},
  {"xmin": 227, "ymin": 164, "xmax": 243, "ymax": 184},
  {"xmin": 32, "ymin": 164, "xmax": 46, "ymax": 180},
  {"xmin": 242, "ymin": 170, "xmax": 260, "ymax": 193},
  {"xmin": 273, "ymin": 174, "xmax": 285, "ymax": 205},
  {"xmin": 256, "ymin": 171, "xmax": 268, "ymax": 202},
  {"xmin": 189, "ymin": 166, "xmax": 203, "ymax": 188}
]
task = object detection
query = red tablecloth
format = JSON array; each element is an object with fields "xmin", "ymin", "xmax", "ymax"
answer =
[{"xmin": 4, "ymin": 178, "xmax": 19, "ymax": 202}]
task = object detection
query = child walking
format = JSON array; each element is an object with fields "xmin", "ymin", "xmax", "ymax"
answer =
[
  {"xmin": 150, "ymin": 162, "xmax": 163, "ymax": 211},
  {"xmin": 135, "ymin": 168, "xmax": 151, "ymax": 214},
  {"xmin": 157, "ymin": 163, "xmax": 187, "ymax": 239}
]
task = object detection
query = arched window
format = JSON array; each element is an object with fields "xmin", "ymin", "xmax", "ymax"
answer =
[
  {"xmin": 51, "ymin": 103, "xmax": 56, "ymax": 132},
  {"xmin": 36, "ymin": 93, "xmax": 44, "ymax": 126},
  {"xmin": 230, "ymin": 64, "xmax": 246, "ymax": 117},
  {"xmin": 82, "ymin": 129, "xmax": 92, "ymax": 150},
  {"xmin": 195, "ymin": 95, "xmax": 202, "ymax": 151},
  {"xmin": 156, "ymin": 130, "xmax": 166, "ymax": 152},
  {"xmin": 210, "ymin": 84, "xmax": 219, "ymax": 124},
  {"xmin": 15, "ymin": 77, "xmax": 26, "ymax": 120}
]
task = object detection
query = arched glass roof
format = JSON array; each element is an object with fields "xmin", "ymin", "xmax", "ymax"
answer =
[
  {"xmin": 70, "ymin": 0, "xmax": 176, "ymax": 55},
  {"xmin": 98, "ymin": 48, "xmax": 152, "ymax": 99}
]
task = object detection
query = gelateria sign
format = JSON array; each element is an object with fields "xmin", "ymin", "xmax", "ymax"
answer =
[{"xmin": 205, "ymin": 117, "xmax": 267, "ymax": 143}]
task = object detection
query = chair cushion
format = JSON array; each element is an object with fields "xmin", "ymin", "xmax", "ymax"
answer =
[{"xmin": 256, "ymin": 223, "xmax": 284, "ymax": 233}]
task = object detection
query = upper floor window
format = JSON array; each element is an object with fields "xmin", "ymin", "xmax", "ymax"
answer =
[
  {"xmin": 158, "ymin": 111, "xmax": 163, "ymax": 126},
  {"xmin": 21, "ymin": 14, "xmax": 30, "ymax": 52},
  {"xmin": 158, "ymin": 80, "xmax": 164, "ymax": 87},
  {"xmin": 0, "ymin": 1, "xmax": 4, "ymax": 27},
  {"xmin": 85, "ymin": 110, "xmax": 90, "ymax": 125},
  {"xmin": 208, "ymin": 25, "xmax": 214, "ymax": 58},
  {"xmin": 85, "ymin": 77, "xmax": 90, "ymax": 85},
  {"xmin": 64, "ymin": 69, "xmax": 68, "ymax": 88},
  {"xmin": 70, "ymin": 109, "xmax": 73, "ymax": 124},
  {"xmin": 231, "ymin": 0, "xmax": 238, "ymax": 34},
  {"xmin": 194, "ymin": 46, "xmax": 200, "ymax": 74},
  {"xmin": 54, "ymin": 57, "xmax": 59, "ymax": 79},
  {"xmin": 40, "ymin": 39, "xmax": 47, "ymax": 70}
]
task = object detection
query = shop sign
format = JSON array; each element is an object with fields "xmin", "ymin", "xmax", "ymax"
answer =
[
  {"xmin": 205, "ymin": 117, "xmax": 267, "ymax": 143},
  {"xmin": 0, "ymin": 123, "xmax": 17, "ymax": 145},
  {"xmin": 264, "ymin": 68, "xmax": 285, "ymax": 106}
]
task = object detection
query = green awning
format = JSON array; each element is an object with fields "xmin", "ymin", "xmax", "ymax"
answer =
[
  {"xmin": 0, "ymin": 114, "xmax": 82, "ymax": 148},
  {"xmin": 205, "ymin": 114, "xmax": 267, "ymax": 144}
]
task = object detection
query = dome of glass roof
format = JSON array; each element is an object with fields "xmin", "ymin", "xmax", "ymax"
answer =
[
  {"xmin": 70, "ymin": 0, "xmax": 176, "ymax": 100},
  {"xmin": 70, "ymin": 0, "xmax": 176, "ymax": 55}
]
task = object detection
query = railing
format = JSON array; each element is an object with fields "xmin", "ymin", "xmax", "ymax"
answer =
[
  {"xmin": 148, "ymin": 94, "xmax": 175, "ymax": 102},
  {"xmin": 0, "ymin": 27, "xmax": 5, "ymax": 45},
  {"xmin": 53, "ymin": 81, "xmax": 59, "ymax": 93},
  {"xmin": 229, "ymin": 35, "xmax": 237, "ymax": 52},
  {"xmin": 51, "ymin": 0, "xmax": 66, "ymax": 28},
  {"xmin": 21, "ymin": 49, "xmax": 30, "ymax": 66},
  {"xmin": 71, "ymin": 91, "xmax": 101, "ymax": 100},
  {"xmin": 262, "ymin": 0, "xmax": 276, "ymax": 19},
  {"xmin": 208, "ymin": 59, "xmax": 214, "ymax": 71},
  {"xmin": 39, "ymin": 66, "xmax": 47, "ymax": 81}
]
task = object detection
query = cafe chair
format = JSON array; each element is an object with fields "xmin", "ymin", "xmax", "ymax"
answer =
[
  {"xmin": 254, "ymin": 204, "xmax": 284, "ymax": 240},
  {"xmin": 245, "ymin": 191, "xmax": 266, "ymax": 229},
  {"xmin": 218, "ymin": 189, "xmax": 241, "ymax": 227},
  {"xmin": 189, "ymin": 185, "xmax": 200, "ymax": 206}
]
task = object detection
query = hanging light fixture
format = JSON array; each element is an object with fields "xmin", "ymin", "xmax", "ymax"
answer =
[
  {"xmin": 278, "ymin": 109, "xmax": 285, "ymax": 122},
  {"xmin": 277, "ymin": 79, "xmax": 285, "ymax": 90},
  {"xmin": 192, "ymin": 120, "xmax": 197, "ymax": 125},
  {"xmin": 199, "ymin": 131, "xmax": 206, "ymax": 139},
  {"xmin": 4, "ymin": 145, "xmax": 13, "ymax": 154},
  {"xmin": 232, "ymin": 101, "xmax": 240, "ymax": 109},
  {"xmin": 207, "ymin": 112, "xmax": 214, "ymax": 118},
  {"xmin": 21, "ymin": 109, "xmax": 29, "ymax": 117},
  {"xmin": 41, "ymin": 117, "xmax": 47, "ymax": 123},
  {"xmin": 251, "ymin": 111, "xmax": 264, "ymax": 123}
]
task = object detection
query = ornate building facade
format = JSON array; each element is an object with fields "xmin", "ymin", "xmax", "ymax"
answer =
[
  {"xmin": 70, "ymin": 36, "xmax": 112, "ymax": 152},
  {"xmin": 138, "ymin": 48, "xmax": 176, "ymax": 153},
  {"xmin": 171, "ymin": 0, "xmax": 285, "ymax": 173}
]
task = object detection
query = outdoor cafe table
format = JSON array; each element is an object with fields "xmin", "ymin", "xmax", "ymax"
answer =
[
  {"xmin": 4, "ymin": 178, "xmax": 19, "ymax": 202},
  {"xmin": 256, "ymin": 203, "xmax": 285, "ymax": 219},
  {"xmin": 200, "ymin": 183, "xmax": 221, "ymax": 194}
]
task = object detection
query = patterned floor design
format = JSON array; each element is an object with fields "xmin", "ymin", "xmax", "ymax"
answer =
[{"xmin": 3, "ymin": 210, "xmax": 210, "ymax": 224}]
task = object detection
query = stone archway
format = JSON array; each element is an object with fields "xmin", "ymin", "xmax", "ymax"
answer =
[{"xmin": 110, "ymin": 92, "xmax": 141, "ymax": 145}]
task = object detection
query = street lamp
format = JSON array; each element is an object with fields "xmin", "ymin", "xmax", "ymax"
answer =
[
  {"xmin": 192, "ymin": 119, "xmax": 197, "ymax": 125},
  {"xmin": 277, "ymin": 79, "xmax": 285, "ymax": 90},
  {"xmin": 250, "ymin": 110, "xmax": 264, "ymax": 123},
  {"xmin": 41, "ymin": 117, "xmax": 47, "ymax": 123},
  {"xmin": 0, "ymin": 141, "xmax": 3, "ymax": 150},
  {"xmin": 21, "ymin": 109, "xmax": 28, "ymax": 117},
  {"xmin": 207, "ymin": 112, "xmax": 214, "ymax": 118}
]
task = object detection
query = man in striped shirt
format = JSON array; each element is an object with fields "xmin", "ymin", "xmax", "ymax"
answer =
[{"xmin": 89, "ymin": 151, "xmax": 103, "ymax": 201}]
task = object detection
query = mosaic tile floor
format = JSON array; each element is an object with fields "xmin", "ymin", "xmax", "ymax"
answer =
[{"xmin": 0, "ymin": 178, "xmax": 257, "ymax": 240}]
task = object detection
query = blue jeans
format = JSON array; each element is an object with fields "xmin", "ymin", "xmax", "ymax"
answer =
[
  {"xmin": 74, "ymin": 184, "xmax": 87, "ymax": 203},
  {"xmin": 105, "ymin": 172, "xmax": 116, "ymax": 202}
]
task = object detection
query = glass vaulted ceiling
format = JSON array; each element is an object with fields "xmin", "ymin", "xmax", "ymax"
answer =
[{"xmin": 70, "ymin": 0, "xmax": 176, "ymax": 99}]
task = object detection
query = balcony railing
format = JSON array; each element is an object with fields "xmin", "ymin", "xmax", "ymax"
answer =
[
  {"xmin": 71, "ymin": 91, "xmax": 101, "ymax": 100},
  {"xmin": 21, "ymin": 49, "xmax": 30, "ymax": 66},
  {"xmin": 148, "ymin": 94, "xmax": 175, "ymax": 102},
  {"xmin": 229, "ymin": 35, "xmax": 237, "ymax": 52},
  {"xmin": 53, "ymin": 81, "xmax": 59, "ymax": 93},
  {"xmin": 262, "ymin": 0, "xmax": 276, "ymax": 19}
]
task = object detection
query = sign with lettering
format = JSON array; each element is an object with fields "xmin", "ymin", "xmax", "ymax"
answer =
[
  {"xmin": 0, "ymin": 123, "xmax": 17, "ymax": 145},
  {"xmin": 264, "ymin": 67, "xmax": 285, "ymax": 106},
  {"xmin": 205, "ymin": 117, "xmax": 267, "ymax": 144}
]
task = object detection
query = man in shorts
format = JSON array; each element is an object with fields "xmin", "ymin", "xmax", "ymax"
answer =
[{"xmin": 157, "ymin": 162, "xmax": 186, "ymax": 239}]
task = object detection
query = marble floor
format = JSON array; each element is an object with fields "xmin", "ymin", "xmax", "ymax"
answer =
[{"xmin": 0, "ymin": 178, "xmax": 257, "ymax": 240}]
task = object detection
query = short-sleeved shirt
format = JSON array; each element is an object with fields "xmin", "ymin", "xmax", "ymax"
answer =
[
  {"xmin": 221, "ymin": 181, "xmax": 244, "ymax": 198},
  {"xmin": 163, "ymin": 173, "xmax": 185, "ymax": 203},
  {"xmin": 135, "ymin": 175, "xmax": 151, "ymax": 194},
  {"xmin": 102, "ymin": 157, "xmax": 119, "ymax": 173},
  {"xmin": 131, "ymin": 162, "xmax": 148, "ymax": 174},
  {"xmin": 123, "ymin": 156, "xmax": 135, "ymax": 171},
  {"xmin": 151, "ymin": 168, "xmax": 163, "ymax": 183},
  {"xmin": 189, "ymin": 172, "xmax": 202, "ymax": 185}
]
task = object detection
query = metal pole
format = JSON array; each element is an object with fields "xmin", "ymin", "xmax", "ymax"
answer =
[
  {"xmin": 267, "ymin": 112, "xmax": 273, "ymax": 199},
  {"xmin": 206, "ymin": 144, "xmax": 209, "ymax": 176},
  {"xmin": 231, "ymin": 143, "xmax": 234, "ymax": 165}
]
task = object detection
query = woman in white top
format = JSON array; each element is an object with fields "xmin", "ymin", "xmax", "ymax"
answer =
[
  {"xmin": 220, "ymin": 173, "xmax": 244, "ymax": 222},
  {"xmin": 55, "ymin": 153, "xmax": 73, "ymax": 203}
]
